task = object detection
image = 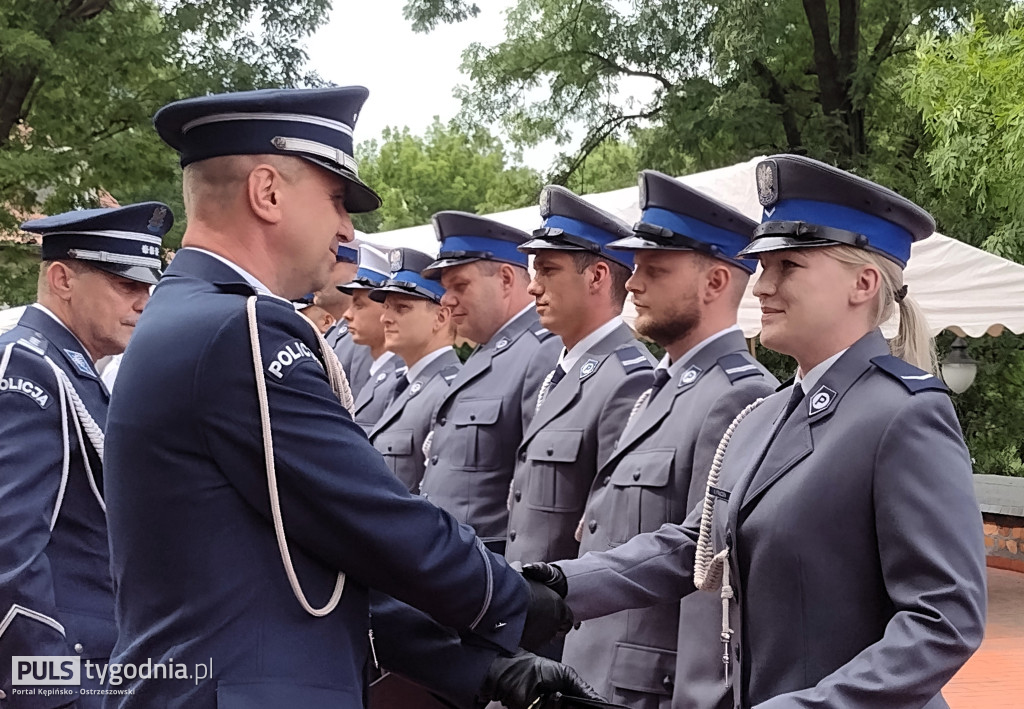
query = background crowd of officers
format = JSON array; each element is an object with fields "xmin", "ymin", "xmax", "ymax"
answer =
[{"xmin": 0, "ymin": 84, "xmax": 986, "ymax": 709}]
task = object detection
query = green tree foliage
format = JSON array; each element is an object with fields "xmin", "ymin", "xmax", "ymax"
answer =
[
  {"xmin": 0, "ymin": 0, "xmax": 330, "ymax": 246},
  {"xmin": 565, "ymin": 138, "xmax": 639, "ymax": 194},
  {"xmin": 352, "ymin": 118, "xmax": 543, "ymax": 233},
  {"xmin": 906, "ymin": 11, "xmax": 1024, "ymax": 264},
  {"xmin": 0, "ymin": 243, "xmax": 37, "ymax": 307},
  {"xmin": 423, "ymin": 0, "xmax": 1008, "ymax": 182}
]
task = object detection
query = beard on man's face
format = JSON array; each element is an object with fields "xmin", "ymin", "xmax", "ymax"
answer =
[{"xmin": 635, "ymin": 300, "xmax": 701, "ymax": 348}]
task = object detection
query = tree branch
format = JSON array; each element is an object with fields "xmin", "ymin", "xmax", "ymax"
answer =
[
  {"xmin": 837, "ymin": 0, "xmax": 860, "ymax": 78},
  {"xmin": 581, "ymin": 51, "xmax": 674, "ymax": 90},
  {"xmin": 552, "ymin": 106, "xmax": 663, "ymax": 184},
  {"xmin": 751, "ymin": 59, "xmax": 803, "ymax": 152}
]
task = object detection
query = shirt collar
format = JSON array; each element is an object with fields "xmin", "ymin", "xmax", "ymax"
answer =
[
  {"xmin": 405, "ymin": 346, "xmax": 452, "ymax": 383},
  {"xmin": 557, "ymin": 317, "xmax": 623, "ymax": 373},
  {"xmin": 30, "ymin": 303, "xmax": 96, "ymax": 363},
  {"xmin": 368, "ymin": 350, "xmax": 396, "ymax": 377},
  {"xmin": 184, "ymin": 247, "xmax": 279, "ymax": 298},
  {"xmin": 658, "ymin": 324, "xmax": 743, "ymax": 377},
  {"xmin": 795, "ymin": 348, "xmax": 849, "ymax": 394},
  {"xmin": 488, "ymin": 302, "xmax": 536, "ymax": 346}
]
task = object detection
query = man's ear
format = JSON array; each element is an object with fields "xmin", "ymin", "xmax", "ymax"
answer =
[
  {"xmin": 47, "ymin": 262, "xmax": 76, "ymax": 302},
  {"xmin": 702, "ymin": 263, "xmax": 731, "ymax": 304},
  {"xmin": 247, "ymin": 163, "xmax": 288, "ymax": 224}
]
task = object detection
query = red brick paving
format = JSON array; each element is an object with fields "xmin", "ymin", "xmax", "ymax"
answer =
[{"xmin": 945, "ymin": 568, "xmax": 1024, "ymax": 708}]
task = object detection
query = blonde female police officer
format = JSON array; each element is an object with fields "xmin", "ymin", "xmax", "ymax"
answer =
[{"xmin": 526, "ymin": 154, "xmax": 987, "ymax": 709}]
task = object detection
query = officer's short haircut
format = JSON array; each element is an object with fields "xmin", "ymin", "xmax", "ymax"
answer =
[
  {"xmin": 475, "ymin": 259, "xmax": 530, "ymax": 284},
  {"xmin": 570, "ymin": 251, "xmax": 631, "ymax": 311},
  {"xmin": 38, "ymin": 259, "xmax": 90, "ymax": 296}
]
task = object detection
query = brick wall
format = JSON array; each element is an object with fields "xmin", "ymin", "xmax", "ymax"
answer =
[{"xmin": 983, "ymin": 513, "xmax": 1024, "ymax": 573}]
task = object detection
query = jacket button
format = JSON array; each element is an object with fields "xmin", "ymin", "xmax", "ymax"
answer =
[
  {"xmin": 387, "ymin": 445, "xmax": 393, "ymax": 452},
  {"xmin": 509, "ymin": 530, "xmax": 517, "ymax": 541},
  {"xmin": 470, "ymin": 414, "xmax": 477, "ymax": 421},
  {"xmin": 431, "ymin": 455, "xmax": 438, "ymax": 465},
  {"xmin": 439, "ymin": 416, "xmax": 447, "ymax": 426},
  {"xmin": 74, "ymin": 643, "xmax": 84, "ymax": 654},
  {"xmin": 633, "ymin": 471, "xmax": 641, "ymax": 481},
  {"xmin": 514, "ymin": 490, "xmax": 522, "ymax": 502},
  {"xmin": 662, "ymin": 675, "xmax": 674, "ymax": 691},
  {"xmin": 602, "ymin": 475, "xmax": 611, "ymax": 486},
  {"xmin": 588, "ymin": 520, "xmax": 597, "ymax": 533},
  {"xmin": 0, "ymin": 690, "xmax": 5, "ymax": 699},
  {"xmin": 546, "ymin": 448, "xmax": 554, "ymax": 456}
]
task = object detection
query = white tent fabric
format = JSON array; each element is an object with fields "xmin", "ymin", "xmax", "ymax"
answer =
[{"xmin": 368, "ymin": 157, "xmax": 1024, "ymax": 338}]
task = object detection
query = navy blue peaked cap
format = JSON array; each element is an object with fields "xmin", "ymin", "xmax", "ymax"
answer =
[
  {"xmin": 423, "ymin": 211, "xmax": 531, "ymax": 280},
  {"xmin": 370, "ymin": 248, "xmax": 447, "ymax": 304},
  {"xmin": 153, "ymin": 87, "xmax": 381, "ymax": 214},
  {"xmin": 21, "ymin": 202, "xmax": 172, "ymax": 285},
  {"xmin": 739, "ymin": 154, "xmax": 934, "ymax": 268},
  {"xmin": 608, "ymin": 170, "xmax": 759, "ymax": 274},
  {"xmin": 519, "ymin": 185, "xmax": 634, "ymax": 269}
]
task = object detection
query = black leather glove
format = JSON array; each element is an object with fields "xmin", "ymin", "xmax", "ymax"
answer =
[
  {"xmin": 521, "ymin": 561, "xmax": 568, "ymax": 598},
  {"xmin": 520, "ymin": 571, "xmax": 574, "ymax": 652},
  {"xmin": 481, "ymin": 650, "xmax": 604, "ymax": 709}
]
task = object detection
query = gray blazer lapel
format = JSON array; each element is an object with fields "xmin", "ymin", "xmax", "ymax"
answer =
[
  {"xmin": 524, "ymin": 323, "xmax": 634, "ymax": 441},
  {"xmin": 739, "ymin": 331, "xmax": 889, "ymax": 512}
]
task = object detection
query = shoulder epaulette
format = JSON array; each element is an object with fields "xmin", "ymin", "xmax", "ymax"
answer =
[
  {"xmin": 718, "ymin": 352, "xmax": 765, "ymax": 384},
  {"xmin": 533, "ymin": 326, "xmax": 555, "ymax": 342},
  {"xmin": 14, "ymin": 330, "xmax": 48, "ymax": 357},
  {"xmin": 615, "ymin": 344, "xmax": 654, "ymax": 374},
  {"xmin": 870, "ymin": 355, "xmax": 947, "ymax": 393},
  {"xmin": 440, "ymin": 364, "xmax": 460, "ymax": 383}
]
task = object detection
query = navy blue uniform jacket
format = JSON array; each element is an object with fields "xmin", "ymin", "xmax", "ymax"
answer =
[
  {"xmin": 102, "ymin": 249, "xmax": 527, "ymax": 708},
  {"xmin": 0, "ymin": 307, "xmax": 114, "ymax": 709}
]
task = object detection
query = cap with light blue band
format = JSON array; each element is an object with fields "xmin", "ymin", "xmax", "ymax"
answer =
[
  {"xmin": 423, "ymin": 211, "xmax": 531, "ymax": 280},
  {"xmin": 607, "ymin": 170, "xmax": 759, "ymax": 274},
  {"xmin": 519, "ymin": 185, "xmax": 635, "ymax": 269},
  {"xmin": 738, "ymin": 154, "xmax": 934, "ymax": 268},
  {"xmin": 370, "ymin": 249, "xmax": 446, "ymax": 304}
]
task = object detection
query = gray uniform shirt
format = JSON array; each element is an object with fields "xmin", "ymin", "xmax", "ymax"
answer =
[
  {"xmin": 419, "ymin": 307, "xmax": 562, "ymax": 546},
  {"xmin": 332, "ymin": 324, "xmax": 373, "ymax": 401},
  {"xmin": 352, "ymin": 353, "xmax": 405, "ymax": 433},
  {"xmin": 505, "ymin": 321, "xmax": 655, "ymax": 565},
  {"xmin": 369, "ymin": 348, "xmax": 461, "ymax": 494},
  {"xmin": 560, "ymin": 328, "xmax": 776, "ymax": 707},
  {"xmin": 558, "ymin": 330, "xmax": 986, "ymax": 709}
]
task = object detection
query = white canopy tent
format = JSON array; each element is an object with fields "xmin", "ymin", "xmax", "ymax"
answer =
[
  {"xmin": 4, "ymin": 158, "xmax": 1024, "ymax": 338},
  {"xmin": 367, "ymin": 157, "xmax": 1024, "ymax": 339}
]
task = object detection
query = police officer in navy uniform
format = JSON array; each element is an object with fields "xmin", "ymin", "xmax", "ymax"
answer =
[
  {"xmin": 0, "ymin": 203, "xmax": 169, "ymax": 708},
  {"xmin": 102, "ymin": 87, "xmax": 596, "ymax": 709},
  {"xmin": 548, "ymin": 172, "xmax": 778, "ymax": 707},
  {"xmin": 527, "ymin": 155, "xmax": 987, "ymax": 709},
  {"xmin": 368, "ymin": 248, "xmax": 461, "ymax": 493},
  {"xmin": 329, "ymin": 242, "xmax": 374, "ymax": 395},
  {"xmin": 419, "ymin": 212, "xmax": 563, "ymax": 553},
  {"xmin": 506, "ymin": 185, "xmax": 655, "ymax": 571},
  {"xmin": 340, "ymin": 243, "xmax": 405, "ymax": 431}
]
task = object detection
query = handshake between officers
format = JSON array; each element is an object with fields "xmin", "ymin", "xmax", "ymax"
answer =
[{"xmin": 99, "ymin": 87, "xmax": 599, "ymax": 708}]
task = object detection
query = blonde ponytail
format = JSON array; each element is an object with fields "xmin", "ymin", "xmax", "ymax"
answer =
[{"xmin": 828, "ymin": 246, "xmax": 937, "ymax": 374}]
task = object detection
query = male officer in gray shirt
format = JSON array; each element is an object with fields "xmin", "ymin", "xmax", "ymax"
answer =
[
  {"xmin": 551, "ymin": 172, "xmax": 778, "ymax": 707},
  {"xmin": 339, "ymin": 243, "xmax": 404, "ymax": 432},
  {"xmin": 506, "ymin": 185, "xmax": 654, "ymax": 568},
  {"xmin": 419, "ymin": 212, "xmax": 562, "ymax": 553},
  {"xmin": 369, "ymin": 248, "xmax": 461, "ymax": 493}
]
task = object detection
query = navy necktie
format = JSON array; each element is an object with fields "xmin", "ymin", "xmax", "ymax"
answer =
[
  {"xmin": 391, "ymin": 373, "xmax": 409, "ymax": 402},
  {"xmin": 650, "ymin": 368, "xmax": 672, "ymax": 394},
  {"xmin": 549, "ymin": 365, "xmax": 567, "ymax": 388},
  {"xmin": 781, "ymin": 383, "xmax": 805, "ymax": 422}
]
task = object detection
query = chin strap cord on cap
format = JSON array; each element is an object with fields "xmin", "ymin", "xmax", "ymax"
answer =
[
  {"xmin": 246, "ymin": 296, "xmax": 353, "ymax": 617},
  {"xmin": 693, "ymin": 398, "xmax": 764, "ymax": 685}
]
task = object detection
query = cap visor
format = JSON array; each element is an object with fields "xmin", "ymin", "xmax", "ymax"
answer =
[
  {"xmin": 89, "ymin": 261, "xmax": 161, "ymax": 285},
  {"xmin": 369, "ymin": 284, "xmax": 437, "ymax": 303},
  {"xmin": 518, "ymin": 236, "xmax": 587, "ymax": 253},
  {"xmin": 736, "ymin": 235, "xmax": 836, "ymax": 259},
  {"xmin": 606, "ymin": 235, "xmax": 695, "ymax": 251},
  {"xmin": 303, "ymin": 157, "xmax": 381, "ymax": 213}
]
